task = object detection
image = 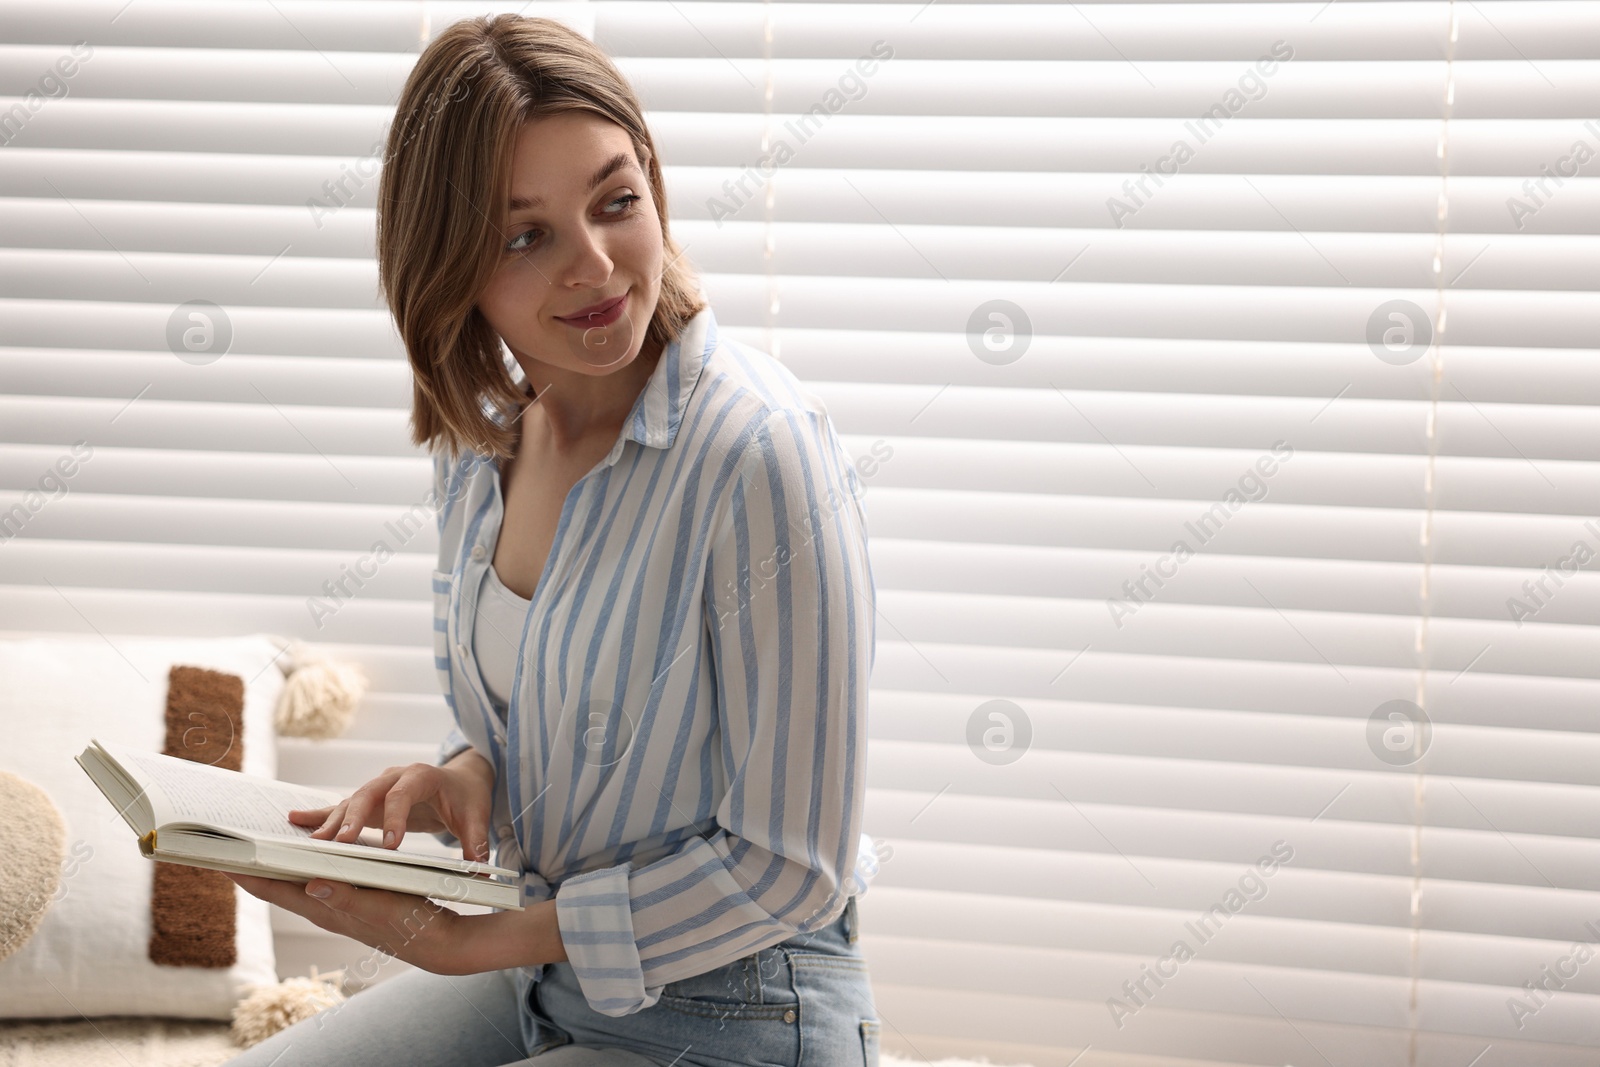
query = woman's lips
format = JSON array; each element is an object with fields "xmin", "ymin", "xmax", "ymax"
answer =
[{"xmin": 557, "ymin": 291, "xmax": 627, "ymax": 329}]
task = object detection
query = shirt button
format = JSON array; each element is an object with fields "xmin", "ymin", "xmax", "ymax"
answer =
[
  {"xmin": 471, "ymin": 544, "xmax": 486, "ymax": 561},
  {"xmin": 498, "ymin": 826, "xmax": 514, "ymax": 840},
  {"xmin": 456, "ymin": 641, "xmax": 468, "ymax": 659},
  {"xmin": 782, "ymin": 1009, "xmax": 796, "ymax": 1024}
]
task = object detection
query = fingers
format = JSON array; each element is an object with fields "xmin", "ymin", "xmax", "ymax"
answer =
[
  {"xmin": 308, "ymin": 799, "xmax": 352, "ymax": 841},
  {"xmin": 297, "ymin": 765, "xmax": 477, "ymax": 854},
  {"xmin": 225, "ymin": 872, "xmax": 337, "ymax": 925},
  {"xmin": 288, "ymin": 805, "xmax": 335, "ymax": 829},
  {"xmin": 301, "ymin": 879, "xmax": 434, "ymax": 925},
  {"xmin": 333, "ymin": 766, "xmax": 410, "ymax": 845},
  {"xmin": 378, "ymin": 763, "xmax": 450, "ymax": 849},
  {"xmin": 434, "ymin": 762, "xmax": 493, "ymax": 862},
  {"xmin": 436, "ymin": 784, "xmax": 491, "ymax": 862},
  {"xmin": 225, "ymin": 871, "xmax": 280, "ymax": 897},
  {"xmin": 229, "ymin": 874, "xmax": 454, "ymax": 972},
  {"xmin": 452, "ymin": 819, "xmax": 489, "ymax": 863},
  {"xmin": 459, "ymin": 799, "xmax": 492, "ymax": 863},
  {"xmin": 382, "ymin": 771, "xmax": 421, "ymax": 849},
  {"xmin": 225, "ymin": 873, "xmax": 359, "ymax": 940}
]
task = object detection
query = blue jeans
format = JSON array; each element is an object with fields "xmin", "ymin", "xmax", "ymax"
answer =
[{"xmin": 221, "ymin": 896, "xmax": 879, "ymax": 1066}]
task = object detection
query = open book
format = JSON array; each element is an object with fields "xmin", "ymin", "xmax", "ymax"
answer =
[{"xmin": 76, "ymin": 737, "xmax": 523, "ymax": 911}]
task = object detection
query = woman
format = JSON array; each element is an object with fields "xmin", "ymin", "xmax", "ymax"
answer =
[{"xmin": 221, "ymin": 13, "xmax": 881, "ymax": 1067}]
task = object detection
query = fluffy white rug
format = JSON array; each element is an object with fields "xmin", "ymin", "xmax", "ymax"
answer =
[{"xmin": 0, "ymin": 1016, "xmax": 1030, "ymax": 1067}]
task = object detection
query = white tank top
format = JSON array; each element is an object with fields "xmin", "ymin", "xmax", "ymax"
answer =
[{"xmin": 471, "ymin": 562, "xmax": 531, "ymax": 717}]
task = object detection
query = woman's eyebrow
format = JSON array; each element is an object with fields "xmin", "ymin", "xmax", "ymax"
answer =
[{"xmin": 508, "ymin": 151, "xmax": 636, "ymax": 212}]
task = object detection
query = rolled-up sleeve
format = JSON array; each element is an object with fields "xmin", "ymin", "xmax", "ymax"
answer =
[
  {"xmin": 436, "ymin": 723, "xmax": 473, "ymax": 767},
  {"xmin": 555, "ymin": 406, "xmax": 876, "ymax": 1017}
]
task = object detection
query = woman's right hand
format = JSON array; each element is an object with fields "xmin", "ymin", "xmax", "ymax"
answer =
[{"xmin": 287, "ymin": 748, "xmax": 498, "ymax": 862}]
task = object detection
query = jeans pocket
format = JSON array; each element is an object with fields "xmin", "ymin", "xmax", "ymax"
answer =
[
  {"xmin": 860, "ymin": 1017, "xmax": 881, "ymax": 1066},
  {"xmin": 656, "ymin": 946, "xmax": 799, "ymax": 1022},
  {"xmin": 790, "ymin": 951, "xmax": 874, "ymax": 1063},
  {"xmin": 525, "ymin": 971, "xmax": 573, "ymax": 1057}
]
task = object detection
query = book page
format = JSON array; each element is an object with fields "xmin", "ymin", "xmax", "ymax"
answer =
[
  {"xmin": 76, "ymin": 747, "xmax": 154, "ymax": 835},
  {"xmin": 113, "ymin": 745, "xmax": 343, "ymax": 839},
  {"xmin": 99, "ymin": 741, "xmax": 518, "ymax": 879}
]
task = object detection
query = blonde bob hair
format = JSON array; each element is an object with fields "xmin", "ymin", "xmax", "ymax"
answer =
[{"xmin": 377, "ymin": 14, "xmax": 704, "ymax": 463}]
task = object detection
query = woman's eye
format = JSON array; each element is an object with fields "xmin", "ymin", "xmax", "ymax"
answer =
[
  {"xmin": 505, "ymin": 194, "xmax": 643, "ymax": 254},
  {"xmin": 605, "ymin": 193, "xmax": 643, "ymax": 215}
]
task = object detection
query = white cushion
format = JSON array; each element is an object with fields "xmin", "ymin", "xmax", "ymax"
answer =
[{"xmin": 0, "ymin": 633, "xmax": 285, "ymax": 1020}]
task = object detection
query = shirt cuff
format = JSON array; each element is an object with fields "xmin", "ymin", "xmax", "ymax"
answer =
[
  {"xmin": 554, "ymin": 863, "xmax": 666, "ymax": 1017},
  {"xmin": 437, "ymin": 724, "xmax": 473, "ymax": 766}
]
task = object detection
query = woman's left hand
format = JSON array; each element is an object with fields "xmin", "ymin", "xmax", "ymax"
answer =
[{"xmin": 224, "ymin": 873, "xmax": 471, "ymax": 975}]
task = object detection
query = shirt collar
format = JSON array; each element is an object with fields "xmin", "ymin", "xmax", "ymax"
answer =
[
  {"xmin": 482, "ymin": 302, "xmax": 717, "ymax": 466},
  {"xmin": 618, "ymin": 300, "xmax": 717, "ymax": 454}
]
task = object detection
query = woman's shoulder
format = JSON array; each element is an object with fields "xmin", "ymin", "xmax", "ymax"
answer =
[
  {"xmin": 692, "ymin": 331, "xmax": 871, "ymax": 545},
  {"xmin": 692, "ymin": 332, "xmax": 838, "ymax": 467}
]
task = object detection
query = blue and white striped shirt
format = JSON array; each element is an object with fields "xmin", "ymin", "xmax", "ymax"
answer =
[{"xmin": 428, "ymin": 301, "xmax": 879, "ymax": 1019}]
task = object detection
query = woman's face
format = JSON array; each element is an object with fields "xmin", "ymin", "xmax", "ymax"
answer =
[{"xmin": 478, "ymin": 111, "xmax": 664, "ymax": 374}]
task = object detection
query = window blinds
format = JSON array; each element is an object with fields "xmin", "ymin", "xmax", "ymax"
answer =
[{"xmin": 2, "ymin": 2, "xmax": 1597, "ymax": 1064}]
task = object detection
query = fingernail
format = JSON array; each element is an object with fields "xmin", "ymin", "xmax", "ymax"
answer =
[
  {"xmin": 307, "ymin": 883, "xmax": 332, "ymax": 899},
  {"xmin": 340, "ymin": 823, "xmax": 351, "ymax": 836},
  {"xmin": 383, "ymin": 830, "xmax": 395, "ymax": 847}
]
